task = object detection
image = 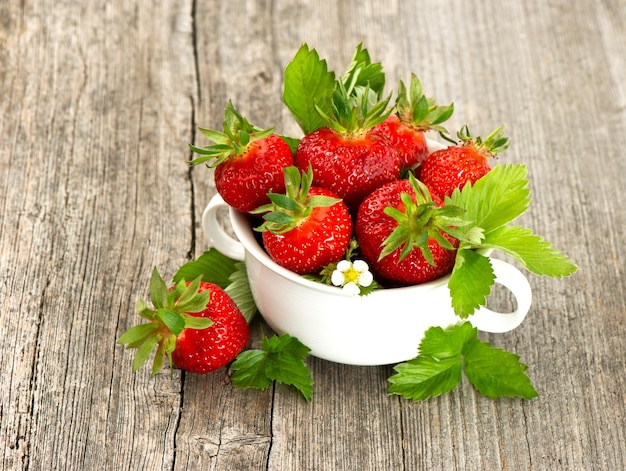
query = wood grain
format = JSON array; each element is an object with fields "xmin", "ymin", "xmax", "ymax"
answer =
[{"xmin": 1, "ymin": 0, "xmax": 624, "ymax": 470}]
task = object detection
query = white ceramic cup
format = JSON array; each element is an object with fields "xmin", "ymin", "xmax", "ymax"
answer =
[{"xmin": 202, "ymin": 141, "xmax": 533, "ymax": 366}]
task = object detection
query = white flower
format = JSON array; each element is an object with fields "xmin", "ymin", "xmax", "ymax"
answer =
[{"xmin": 331, "ymin": 259, "xmax": 373, "ymax": 295}]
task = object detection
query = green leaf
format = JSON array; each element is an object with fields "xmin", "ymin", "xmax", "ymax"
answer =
[
  {"xmin": 448, "ymin": 249, "xmax": 496, "ymax": 318},
  {"xmin": 387, "ymin": 321, "xmax": 538, "ymax": 401},
  {"xmin": 283, "ymin": 44, "xmax": 336, "ymax": 135},
  {"xmin": 166, "ymin": 279, "xmax": 187, "ymax": 307},
  {"xmin": 225, "ymin": 262, "xmax": 258, "ymax": 323},
  {"xmin": 152, "ymin": 341, "xmax": 166, "ymax": 376},
  {"xmin": 448, "ymin": 164, "xmax": 530, "ymax": 232},
  {"xmin": 149, "ymin": 267, "xmax": 169, "ymax": 310},
  {"xmin": 116, "ymin": 322, "xmax": 160, "ymax": 345},
  {"xmin": 175, "ymin": 289, "xmax": 211, "ymax": 314},
  {"xmin": 482, "ymin": 225, "xmax": 578, "ymax": 277},
  {"xmin": 279, "ymin": 135, "xmax": 300, "ymax": 154},
  {"xmin": 268, "ymin": 193, "xmax": 302, "ymax": 211},
  {"xmin": 181, "ymin": 313, "xmax": 213, "ymax": 330},
  {"xmin": 418, "ymin": 322, "xmax": 477, "ymax": 359},
  {"xmin": 231, "ymin": 334, "xmax": 313, "ymax": 402},
  {"xmin": 156, "ymin": 309, "xmax": 185, "ymax": 336},
  {"xmin": 173, "ymin": 249, "xmax": 239, "ymax": 289},
  {"xmin": 229, "ymin": 350, "xmax": 274, "ymax": 389},
  {"xmin": 132, "ymin": 335, "xmax": 159, "ymax": 373},
  {"xmin": 463, "ymin": 338, "xmax": 539, "ymax": 400},
  {"xmin": 135, "ymin": 298, "xmax": 156, "ymax": 320},
  {"xmin": 388, "ymin": 356, "xmax": 463, "ymax": 401},
  {"xmin": 341, "ymin": 43, "xmax": 385, "ymax": 98}
]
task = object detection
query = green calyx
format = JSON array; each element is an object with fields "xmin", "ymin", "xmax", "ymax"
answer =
[
  {"xmin": 457, "ymin": 124, "xmax": 509, "ymax": 156},
  {"xmin": 251, "ymin": 165, "xmax": 341, "ymax": 235},
  {"xmin": 316, "ymin": 72, "xmax": 392, "ymax": 136},
  {"xmin": 395, "ymin": 73, "xmax": 454, "ymax": 135},
  {"xmin": 116, "ymin": 268, "xmax": 213, "ymax": 376},
  {"xmin": 189, "ymin": 100, "xmax": 274, "ymax": 167},
  {"xmin": 340, "ymin": 42, "xmax": 386, "ymax": 100},
  {"xmin": 380, "ymin": 174, "xmax": 477, "ymax": 265}
]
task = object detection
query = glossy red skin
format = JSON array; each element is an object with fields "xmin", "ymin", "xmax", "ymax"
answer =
[
  {"xmin": 356, "ymin": 179, "xmax": 459, "ymax": 285},
  {"xmin": 261, "ymin": 187, "xmax": 353, "ymax": 275},
  {"xmin": 216, "ymin": 134, "xmax": 294, "ymax": 213},
  {"xmin": 373, "ymin": 115, "xmax": 429, "ymax": 169},
  {"xmin": 171, "ymin": 282, "xmax": 249, "ymax": 374},
  {"xmin": 418, "ymin": 144, "xmax": 490, "ymax": 199},
  {"xmin": 295, "ymin": 127, "xmax": 401, "ymax": 211}
]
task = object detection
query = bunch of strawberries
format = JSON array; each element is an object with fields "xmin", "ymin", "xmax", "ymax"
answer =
[
  {"xmin": 118, "ymin": 44, "xmax": 511, "ymax": 375},
  {"xmin": 191, "ymin": 49, "xmax": 507, "ymax": 287}
]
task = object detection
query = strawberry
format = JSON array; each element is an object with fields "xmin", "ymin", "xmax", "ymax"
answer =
[
  {"xmin": 373, "ymin": 74, "xmax": 454, "ymax": 170},
  {"xmin": 419, "ymin": 125, "xmax": 509, "ymax": 198},
  {"xmin": 294, "ymin": 82, "xmax": 401, "ymax": 211},
  {"xmin": 117, "ymin": 269, "xmax": 249, "ymax": 375},
  {"xmin": 190, "ymin": 101, "xmax": 294, "ymax": 213},
  {"xmin": 252, "ymin": 166, "xmax": 353, "ymax": 275},
  {"xmin": 356, "ymin": 174, "xmax": 471, "ymax": 285}
]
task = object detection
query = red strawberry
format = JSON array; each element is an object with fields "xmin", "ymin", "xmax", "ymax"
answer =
[
  {"xmin": 373, "ymin": 74, "xmax": 454, "ymax": 170},
  {"xmin": 356, "ymin": 174, "xmax": 471, "ymax": 285},
  {"xmin": 190, "ymin": 101, "xmax": 294, "ymax": 213},
  {"xmin": 117, "ymin": 270, "xmax": 249, "ymax": 375},
  {"xmin": 252, "ymin": 166, "xmax": 353, "ymax": 275},
  {"xmin": 295, "ymin": 82, "xmax": 401, "ymax": 211},
  {"xmin": 419, "ymin": 125, "xmax": 509, "ymax": 198}
]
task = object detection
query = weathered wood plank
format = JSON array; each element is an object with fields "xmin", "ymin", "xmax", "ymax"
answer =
[
  {"xmin": 1, "ymin": 0, "xmax": 197, "ymax": 469},
  {"xmin": 1, "ymin": 0, "xmax": 625, "ymax": 470}
]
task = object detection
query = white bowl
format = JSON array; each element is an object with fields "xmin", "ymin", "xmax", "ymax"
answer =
[{"xmin": 202, "ymin": 141, "xmax": 532, "ymax": 366}]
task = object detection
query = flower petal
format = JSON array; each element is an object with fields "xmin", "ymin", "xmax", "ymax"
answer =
[
  {"xmin": 352, "ymin": 260, "xmax": 369, "ymax": 272},
  {"xmin": 342, "ymin": 282, "xmax": 360, "ymax": 296},
  {"xmin": 358, "ymin": 271, "xmax": 374, "ymax": 287},
  {"xmin": 336, "ymin": 260, "xmax": 352, "ymax": 272},
  {"xmin": 331, "ymin": 270, "xmax": 345, "ymax": 286}
]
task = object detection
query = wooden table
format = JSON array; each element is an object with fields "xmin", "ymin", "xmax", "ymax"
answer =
[{"xmin": 2, "ymin": 0, "xmax": 625, "ymax": 469}]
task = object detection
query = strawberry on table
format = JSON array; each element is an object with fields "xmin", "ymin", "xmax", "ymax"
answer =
[
  {"xmin": 252, "ymin": 165, "xmax": 353, "ymax": 275},
  {"xmin": 294, "ymin": 82, "xmax": 401, "ymax": 211},
  {"xmin": 356, "ymin": 174, "xmax": 471, "ymax": 285},
  {"xmin": 419, "ymin": 125, "xmax": 509, "ymax": 198},
  {"xmin": 373, "ymin": 74, "xmax": 454, "ymax": 170},
  {"xmin": 117, "ymin": 269, "xmax": 250, "ymax": 375},
  {"xmin": 190, "ymin": 101, "xmax": 294, "ymax": 213}
]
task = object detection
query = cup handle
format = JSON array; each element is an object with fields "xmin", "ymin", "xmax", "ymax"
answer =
[
  {"xmin": 201, "ymin": 194, "xmax": 246, "ymax": 261},
  {"xmin": 470, "ymin": 258, "xmax": 533, "ymax": 333}
]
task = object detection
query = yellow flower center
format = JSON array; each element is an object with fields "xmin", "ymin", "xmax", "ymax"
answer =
[{"xmin": 343, "ymin": 267, "xmax": 361, "ymax": 284}]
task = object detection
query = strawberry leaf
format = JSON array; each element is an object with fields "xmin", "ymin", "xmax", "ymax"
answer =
[
  {"xmin": 388, "ymin": 356, "xmax": 462, "ymax": 401},
  {"xmin": 116, "ymin": 322, "xmax": 160, "ymax": 346},
  {"xmin": 447, "ymin": 164, "xmax": 530, "ymax": 232},
  {"xmin": 173, "ymin": 249, "xmax": 238, "ymax": 289},
  {"xmin": 463, "ymin": 338, "xmax": 538, "ymax": 400},
  {"xmin": 418, "ymin": 322, "xmax": 476, "ymax": 359},
  {"xmin": 135, "ymin": 299, "xmax": 156, "ymax": 320},
  {"xmin": 180, "ymin": 313, "xmax": 213, "ymax": 330},
  {"xmin": 482, "ymin": 225, "xmax": 578, "ymax": 277},
  {"xmin": 448, "ymin": 249, "xmax": 496, "ymax": 318},
  {"xmin": 225, "ymin": 262, "xmax": 258, "ymax": 323},
  {"xmin": 283, "ymin": 44, "xmax": 336, "ymax": 135},
  {"xmin": 133, "ymin": 335, "xmax": 159, "ymax": 373},
  {"xmin": 388, "ymin": 322, "xmax": 538, "ymax": 401},
  {"xmin": 229, "ymin": 350, "xmax": 274, "ymax": 389},
  {"xmin": 231, "ymin": 334, "xmax": 313, "ymax": 402},
  {"xmin": 341, "ymin": 42, "xmax": 385, "ymax": 98},
  {"xmin": 149, "ymin": 267, "xmax": 169, "ymax": 310}
]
